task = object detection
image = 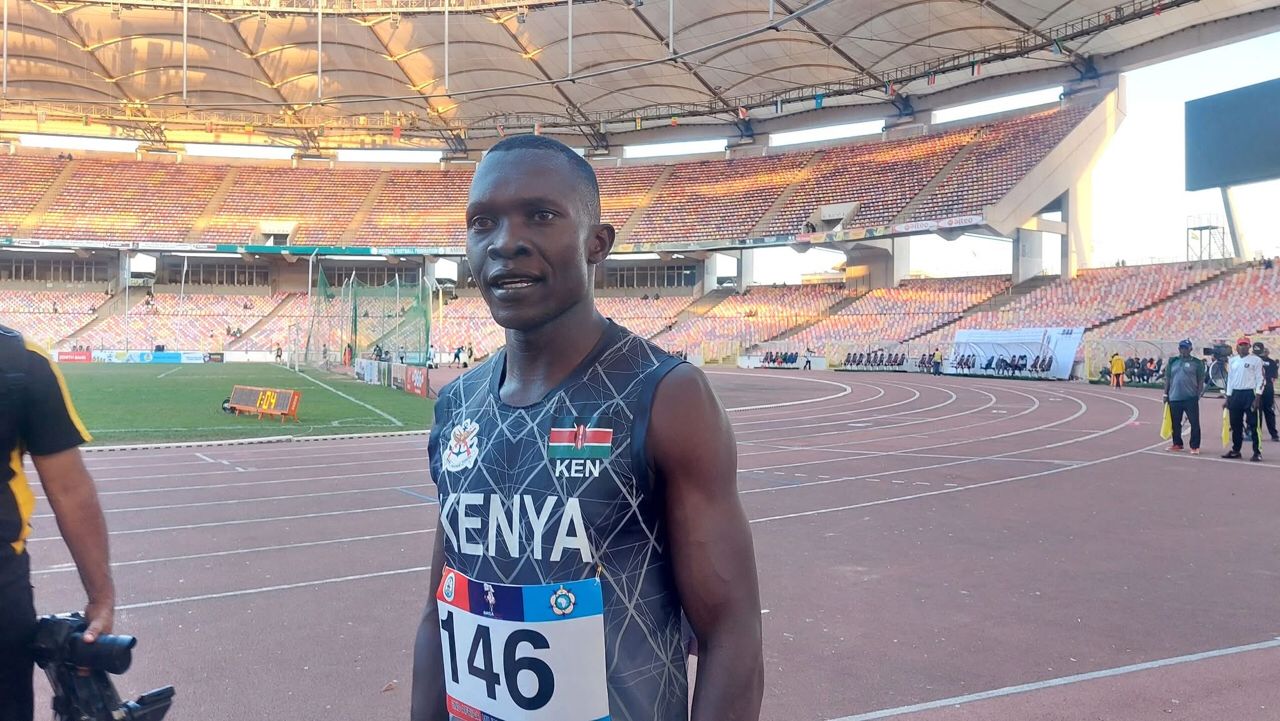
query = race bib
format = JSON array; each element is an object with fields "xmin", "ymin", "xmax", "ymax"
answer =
[{"xmin": 436, "ymin": 567, "xmax": 610, "ymax": 721}]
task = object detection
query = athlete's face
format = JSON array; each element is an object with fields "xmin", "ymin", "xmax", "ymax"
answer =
[{"xmin": 466, "ymin": 149, "xmax": 613, "ymax": 332}]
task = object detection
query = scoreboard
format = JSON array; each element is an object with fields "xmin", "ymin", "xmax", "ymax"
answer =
[{"xmin": 228, "ymin": 385, "xmax": 302, "ymax": 422}]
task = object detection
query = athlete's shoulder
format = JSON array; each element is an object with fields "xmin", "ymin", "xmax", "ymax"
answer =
[{"xmin": 609, "ymin": 322, "xmax": 683, "ymax": 365}]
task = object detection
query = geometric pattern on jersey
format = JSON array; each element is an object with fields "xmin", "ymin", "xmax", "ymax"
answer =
[{"xmin": 430, "ymin": 321, "xmax": 689, "ymax": 721}]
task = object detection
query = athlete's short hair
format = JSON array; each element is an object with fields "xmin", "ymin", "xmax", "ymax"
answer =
[{"xmin": 484, "ymin": 134, "xmax": 601, "ymax": 224}]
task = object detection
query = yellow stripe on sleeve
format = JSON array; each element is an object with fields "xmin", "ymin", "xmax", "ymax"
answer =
[
  {"xmin": 23, "ymin": 340, "xmax": 93, "ymax": 443},
  {"xmin": 8, "ymin": 448, "xmax": 34, "ymax": 555}
]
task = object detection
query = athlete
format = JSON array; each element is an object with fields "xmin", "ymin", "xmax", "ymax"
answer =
[{"xmin": 410, "ymin": 135, "xmax": 764, "ymax": 721}]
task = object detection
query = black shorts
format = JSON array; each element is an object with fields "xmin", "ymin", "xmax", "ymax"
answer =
[{"xmin": 0, "ymin": 552, "xmax": 36, "ymax": 721}]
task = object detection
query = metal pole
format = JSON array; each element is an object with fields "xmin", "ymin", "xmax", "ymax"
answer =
[
  {"xmin": 3, "ymin": 0, "xmax": 8, "ymax": 97},
  {"xmin": 669, "ymin": 0, "xmax": 674, "ymax": 53},
  {"xmin": 182, "ymin": 0, "xmax": 188, "ymax": 100},
  {"xmin": 122, "ymin": 253, "xmax": 131, "ymax": 353},
  {"xmin": 316, "ymin": 0, "xmax": 323, "ymax": 101},
  {"xmin": 567, "ymin": 0, "xmax": 573, "ymax": 77},
  {"xmin": 444, "ymin": 0, "xmax": 450, "ymax": 90},
  {"xmin": 769, "ymin": 0, "xmax": 775, "ymax": 21}
]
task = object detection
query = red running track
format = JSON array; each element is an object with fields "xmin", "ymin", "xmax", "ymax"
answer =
[{"xmin": 24, "ymin": 370, "xmax": 1279, "ymax": 720}]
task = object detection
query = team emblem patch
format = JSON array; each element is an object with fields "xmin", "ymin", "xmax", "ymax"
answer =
[
  {"xmin": 442, "ymin": 419, "xmax": 481, "ymax": 472},
  {"xmin": 441, "ymin": 571, "xmax": 457, "ymax": 602},
  {"xmin": 550, "ymin": 585, "xmax": 577, "ymax": 616}
]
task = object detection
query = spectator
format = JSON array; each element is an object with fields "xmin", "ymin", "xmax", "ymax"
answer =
[
  {"xmin": 1253, "ymin": 341, "xmax": 1278, "ymax": 442},
  {"xmin": 1223, "ymin": 337, "xmax": 1263, "ymax": 461},
  {"xmin": 1163, "ymin": 340, "xmax": 1205, "ymax": 454},
  {"xmin": 1109, "ymin": 353, "xmax": 1125, "ymax": 388},
  {"xmin": 803, "ymin": 348, "xmax": 813, "ymax": 371},
  {"xmin": 274, "ymin": 345, "xmax": 283, "ymax": 364},
  {"xmin": 931, "ymin": 348, "xmax": 943, "ymax": 376}
]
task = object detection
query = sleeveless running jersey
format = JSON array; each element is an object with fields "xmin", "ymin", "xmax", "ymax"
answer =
[{"xmin": 429, "ymin": 321, "xmax": 688, "ymax": 721}]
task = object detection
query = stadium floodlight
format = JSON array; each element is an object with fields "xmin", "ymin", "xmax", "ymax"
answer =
[
  {"xmin": 769, "ymin": 120, "xmax": 882, "ymax": 147},
  {"xmin": 184, "ymin": 143, "xmax": 294, "ymax": 160},
  {"xmin": 335, "ymin": 148, "xmax": 443, "ymax": 164},
  {"xmin": 18, "ymin": 134, "xmax": 139, "ymax": 154},
  {"xmin": 623, "ymin": 138, "xmax": 727, "ymax": 159}
]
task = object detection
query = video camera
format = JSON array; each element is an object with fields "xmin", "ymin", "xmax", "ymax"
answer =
[
  {"xmin": 1203, "ymin": 343, "xmax": 1232, "ymax": 361},
  {"xmin": 32, "ymin": 613, "xmax": 175, "ymax": 721}
]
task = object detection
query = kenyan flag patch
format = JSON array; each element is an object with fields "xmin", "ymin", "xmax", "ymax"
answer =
[{"xmin": 548, "ymin": 417, "xmax": 613, "ymax": 459}]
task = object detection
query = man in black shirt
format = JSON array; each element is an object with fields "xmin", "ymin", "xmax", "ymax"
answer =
[
  {"xmin": 0, "ymin": 325, "xmax": 115, "ymax": 721},
  {"xmin": 1254, "ymin": 341, "xmax": 1279, "ymax": 442}
]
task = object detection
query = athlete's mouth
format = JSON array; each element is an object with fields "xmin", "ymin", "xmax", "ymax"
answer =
[{"xmin": 488, "ymin": 271, "xmax": 541, "ymax": 291}]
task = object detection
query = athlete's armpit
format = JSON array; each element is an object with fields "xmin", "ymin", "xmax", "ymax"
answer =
[{"xmin": 649, "ymin": 364, "xmax": 764, "ymax": 721}]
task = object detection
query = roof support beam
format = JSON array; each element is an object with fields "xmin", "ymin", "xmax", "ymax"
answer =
[
  {"xmin": 493, "ymin": 17, "xmax": 605, "ymax": 148},
  {"xmin": 772, "ymin": 0, "xmax": 883, "ymax": 87},
  {"xmin": 628, "ymin": 4, "xmax": 732, "ymax": 112}
]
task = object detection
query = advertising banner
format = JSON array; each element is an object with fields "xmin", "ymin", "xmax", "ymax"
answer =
[
  {"xmin": 390, "ymin": 363, "xmax": 407, "ymax": 391},
  {"xmin": 946, "ymin": 328, "xmax": 1084, "ymax": 380},
  {"xmin": 405, "ymin": 367, "xmax": 430, "ymax": 398},
  {"xmin": 56, "ymin": 351, "xmax": 92, "ymax": 363}
]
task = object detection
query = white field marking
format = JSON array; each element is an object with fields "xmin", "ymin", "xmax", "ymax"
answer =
[
  {"xmin": 81, "ymin": 437, "xmax": 428, "ymax": 470},
  {"xmin": 736, "ymin": 385, "xmax": 955, "ymax": 435},
  {"xmin": 708, "ymin": 371, "xmax": 854, "ymax": 412},
  {"xmin": 32, "ymin": 529, "xmax": 434, "ymax": 575},
  {"xmin": 86, "ymin": 435, "xmax": 293, "ymax": 452},
  {"xmin": 1140, "ymin": 449, "xmax": 1273, "ymax": 468},
  {"xmin": 739, "ymin": 384, "xmax": 1032, "ymax": 449},
  {"xmin": 155, "ymin": 366, "xmax": 182, "ymax": 379},
  {"xmin": 739, "ymin": 390, "xmax": 1138, "ymax": 495},
  {"xmin": 117, "ymin": 566, "xmax": 432, "ymax": 610},
  {"xmin": 737, "ymin": 386, "xmax": 983, "ymax": 448},
  {"xmin": 827, "ymin": 636, "xmax": 1280, "ymax": 721},
  {"xmin": 25, "ymin": 502, "xmax": 425, "ymax": 542},
  {"xmin": 728, "ymin": 381, "xmax": 893, "ymax": 425},
  {"xmin": 733, "ymin": 383, "xmax": 925, "ymax": 428},
  {"xmin": 740, "ymin": 386, "xmax": 1070, "ymax": 472},
  {"xmin": 288, "ymin": 366, "xmax": 405, "ymax": 427},
  {"xmin": 32, "ymin": 482, "xmax": 435, "ymax": 517},
  {"xmin": 89, "ymin": 456, "xmax": 421, "ymax": 482},
  {"xmin": 36, "ymin": 467, "xmax": 426, "ymax": 501},
  {"xmin": 194, "ymin": 452, "xmax": 216, "ymax": 464},
  {"xmin": 748, "ymin": 437, "xmax": 1163, "ymax": 525}
]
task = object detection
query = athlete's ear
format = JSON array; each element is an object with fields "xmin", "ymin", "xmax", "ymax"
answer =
[{"xmin": 586, "ymin": 223, "xmax": 615, "ymax": 266}]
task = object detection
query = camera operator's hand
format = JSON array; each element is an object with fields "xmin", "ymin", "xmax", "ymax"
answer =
[{"xmin": 82, "ymin": 598, "xmax": 116, "ymax": 643}]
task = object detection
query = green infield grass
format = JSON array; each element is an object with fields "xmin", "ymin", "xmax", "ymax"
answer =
[{"xmin": 57, "ymin": 363, "xmax": 433, "ymax": 445}]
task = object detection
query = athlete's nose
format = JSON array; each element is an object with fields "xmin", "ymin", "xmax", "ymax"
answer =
[{"xmin": 487, "ymin": 219, "xmax": 532, "ymax": 260}]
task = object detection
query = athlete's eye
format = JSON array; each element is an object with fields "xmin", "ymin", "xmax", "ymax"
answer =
[
  {"xmin": 532, "ymin": 210, "xmax": 557, "ymax": 223},
  {"xmin": 469, "ymin": 216, "xmax": 496, "ymax": 231}
]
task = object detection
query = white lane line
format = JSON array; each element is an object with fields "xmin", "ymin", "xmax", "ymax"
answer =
[
  {"xmin": 32, "ymin": 483, "xmax": 436, "ymax": 517},
  {"xmin": 41, "ymin": 467, "xmax": 425, "ymax": 500},
  {"xmin": 32, "ymin": 529, "xmax": 435, "ymax": 575},
  {"xmin": 194, "ymin": 452, "xmax": 216, "ymax": 464},
  {"xmin": 828, "ymin": 636, "xmax": 1280, "ymax": 721},
  {"xmin": 25, "ymin": 502, "xmax": 426, "ymax": 541},
  {"xmin": 711, "ymin": 371, "xmax": 853, "ymax": 412},
  {"xmin": 288, "ymin": 367, "xmax": 404, "ymax": 427},
  {"xmin": 749, "ymin": 438, "xmax": 1164, "ymax": 524},
  {"xmin": 156, "ymin": 367, "xmax": 182, "ymax": 379},
  {"xmin": 117, "ymin": 566, "xmax": 431, "ymax": 610},
  {"xmin": 90, "ymin": 456, "xmax": 421, "ymax": 482},
  {"xmin": 739, "ymin": 391, "xmax": 1121, "ymax": 495}
]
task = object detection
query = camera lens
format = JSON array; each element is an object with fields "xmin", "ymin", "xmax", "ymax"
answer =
[{"xmin": 68, "ymin": 632, "xmax": 136, "ymax": 675}]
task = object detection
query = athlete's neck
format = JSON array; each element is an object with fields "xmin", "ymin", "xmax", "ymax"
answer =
[{"xmin": 500, "ymin": 301, "xmax": 608, "ymax": 406}]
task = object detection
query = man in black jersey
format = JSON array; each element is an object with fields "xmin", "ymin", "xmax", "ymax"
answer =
[
  {"xmin": 412, "ymin": 135, "xmax": 763, "ymax": 721},
  {"xmin": 0, "ymin": 326, "xmax": 115, "ymax": 721}
]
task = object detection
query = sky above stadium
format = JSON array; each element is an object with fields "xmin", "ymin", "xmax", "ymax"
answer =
[{"xmin": 749, "ymin": 29, "xmax": 1280, "ymax": 284}]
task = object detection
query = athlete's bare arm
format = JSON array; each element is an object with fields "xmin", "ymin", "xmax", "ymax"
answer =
[
  {"xmin": 410, "ymin": 529, "xmax": 449, "ymax": 721},
  {"xmin": 651, "ymin": 364, "xmax": 764, "ymax": 720}
]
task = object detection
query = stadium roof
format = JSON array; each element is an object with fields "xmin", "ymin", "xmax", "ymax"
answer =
[{"xmin": 2, "ymin": 0, "xmax": 1278, "ymax": 148}]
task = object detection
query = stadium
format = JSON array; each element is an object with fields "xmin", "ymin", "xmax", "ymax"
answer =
[{"xmin": 3, "ymin": 0, "xmax": 1280, "ymax": 718}]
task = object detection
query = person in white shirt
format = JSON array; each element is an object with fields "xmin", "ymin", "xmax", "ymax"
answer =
[{"xmin": 1223, "ymin": 336, "xmax": 1264, "ymax": 461}]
